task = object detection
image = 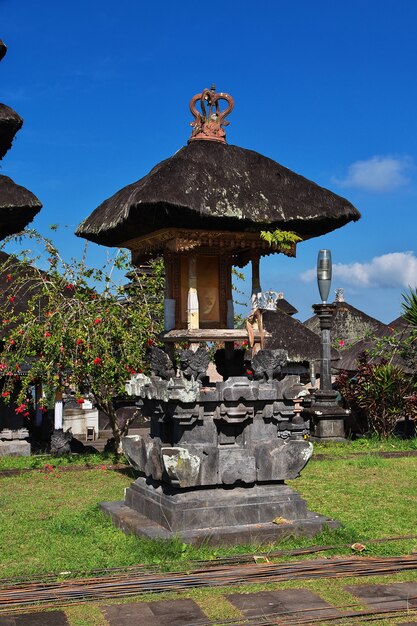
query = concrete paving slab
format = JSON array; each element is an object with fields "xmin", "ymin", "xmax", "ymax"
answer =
[
  {"xmin": 0, "ymin": 611, "xmax": 69, "ymax": 626},
  {"xmin": 102, "ymin": 598, "xmax": 207, "ymax": 625},
  {"xmin": 346, "ymin": 582, "xmax": 417, "ymax": 611},
  {"xmin": 227, "ymin": 588, "xmax": 340, "ymax": 621}
]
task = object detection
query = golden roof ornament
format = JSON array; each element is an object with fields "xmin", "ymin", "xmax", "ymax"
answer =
[{"xmin": 189, "ymin": 85, "xmax": 234, "ymax": 144}]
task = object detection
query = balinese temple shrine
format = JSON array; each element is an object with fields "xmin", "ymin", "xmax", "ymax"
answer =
[{"xmin": 77, "ymin": 87, "xmax": 360, "ymax": 545}]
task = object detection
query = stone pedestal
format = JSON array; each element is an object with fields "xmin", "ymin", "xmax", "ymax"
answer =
[
  {"xmin": 307, "ymin": 390, "xmax": 348, "ymax": 442},
  {"xmin": 101, "ymin": 477, "xmax": 338, "ymax": 546},
  {"xmin": 101, "ymin": 370, "xmax": 341, "ymax": 545},
  {"xmin": 0, "ymin": 439, "xmax": 30, "ymax": 456}
]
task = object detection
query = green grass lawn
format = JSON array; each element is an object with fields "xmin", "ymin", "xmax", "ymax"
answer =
[{"xmin": 0, "ymin": 448, "xmax": 417, "ymax": 580}]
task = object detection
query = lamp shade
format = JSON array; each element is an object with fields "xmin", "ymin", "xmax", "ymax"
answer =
[{"xmin": 317, "ymin": 249, "xmax": 332, "ymax": 303}]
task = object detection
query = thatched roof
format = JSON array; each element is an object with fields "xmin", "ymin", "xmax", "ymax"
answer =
[
  {"xmin": 0, "ymin": 104, "xmax": 23, "ymax": 160},
  {"xmin": 304, "ymin": 300, "xmax": 386, "ymax": 348},
  {"xmin": 335, "ymin": 322, "xmax": 414, "ymax": 374},
  {"xmin": 262, "ymin": 308, "xmax": 339, "ymax": 363},
  {"xmin": 76, "ymin": 140, "xmax": 360, "ymax": 248},
  {"xmin": 0, "ymin": 40, "xmax": 6, "ymax": 62},
  {"xmin": 0, "ymin": 175, "xmax": 42, "ymax": 239}
]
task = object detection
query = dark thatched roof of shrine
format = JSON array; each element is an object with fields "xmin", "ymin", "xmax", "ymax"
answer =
[
  {"xmin": 76, "ymin": 140, "xmax": 360, "ymax": 247},
  {"xmin": 262, "ymin": 309, "xmax": 339, "ymax": 363},
  {"xmin": 304, "ymin": 300, "xmax": 386, "ymax": 348},
  {"xmin": 334, "ymin": 321, "xmax": 414, "ymax": 374},
  {"xmin": 0, "ymin": 104, "xmax": 23, "ymax": 160},
  {"xmin": 0, "ymin": 41, "xmax": 6, "ymax": 62},
  {"xmin": 0, "ymin": 175, "xmax": 42, "ymax": 239}
]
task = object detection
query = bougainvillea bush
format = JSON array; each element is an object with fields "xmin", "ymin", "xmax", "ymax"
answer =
[{"xmin": 0, "ymin": 230, "xmax": 163, "ymax": 452}]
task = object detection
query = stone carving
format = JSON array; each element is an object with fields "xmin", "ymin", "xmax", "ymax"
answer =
[
  {"xmin": 123, "ymin": 374, "xmax": 312, "ymax": 489},
  {"xmin": 50, "ymin": 429, "xmax": 72, "ymax": 455},
  {"xmin": 179, "ymin": 346, "xmax": 210, "ymax": 381},
  {"xmin": 251, "ymin": 349, "xmax": 288, "ymax": 381},
  {"xmin": 148, "ymin": 346, "xmax": 175, "ymax": 380}
]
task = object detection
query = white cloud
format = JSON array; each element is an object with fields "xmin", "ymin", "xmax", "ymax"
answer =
[
  {"xmin": 300, "ymin": 252, "xmax": 417, "ymax": 289},
  {"xmin": 333, "ymin": 155, "xmax": 413, "ymax": 192}
]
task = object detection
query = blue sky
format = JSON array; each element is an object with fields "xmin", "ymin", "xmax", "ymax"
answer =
[{"xmin": 1, "ymin": 0, "xmax": 417, "ymax": 322}]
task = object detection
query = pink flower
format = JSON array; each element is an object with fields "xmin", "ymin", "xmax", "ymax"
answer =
[{"xmin": 339, "ymin": 340, "xmax": 345, "ymax": 347}]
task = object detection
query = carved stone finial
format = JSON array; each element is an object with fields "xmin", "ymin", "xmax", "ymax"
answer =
[
  {"xmin": 189, "ymin": 86, "xmax": 234, "ymax": 144},
  {"xmin": 251, "ymin": 349, "xmax": 288, "ymax": 382},
  {"xmin": 148, "ymin": 346, "xmax": 175, "ymax": 380}
]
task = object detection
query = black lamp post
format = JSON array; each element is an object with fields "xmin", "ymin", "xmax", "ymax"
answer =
[{"xmin": 307, "ymin": 249, "xmax": 347, "ymax": 441}]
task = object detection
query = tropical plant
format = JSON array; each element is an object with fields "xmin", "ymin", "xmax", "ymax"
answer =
[
  {"xmin": 260, "ymin": 229, "xmax": 302, "ymax": 251},
  {"xmin": 336, "ymin": 353, "xmax": 417, "ymax": 438},
  {"xmin": 402, "ymin": 286, "xmax": 417, "ymax": 327},
  {"xmin": 0, "ymin": 230, "xmax": 164, "ymax": 452}
]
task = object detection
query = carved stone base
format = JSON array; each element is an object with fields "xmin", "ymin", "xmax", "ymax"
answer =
[
  {"xmin": 305, "ymin": 390, "xmax": 348, "ymax": 442},
  {"xmin": 101, "ymin": 477, "xmax": 339, "ymax": 546}
]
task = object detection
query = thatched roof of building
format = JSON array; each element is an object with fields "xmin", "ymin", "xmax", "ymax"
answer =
[
  {"xmin": 0, "ymin": 40, "xmax": 6, "ymax": 62},
  {"xmin": 76, "ymin": 138, "xmax": 360, "ymax": 248},
  {"xmin": 304, "ymin": 300, "xmax": 386, "ymax": 348},
  {"xmin": 262, "ymin": 308, "xmax": 339, "ymax": 363},
  {"xmin": 0, "ymin": 175, "xmax": 42, "ymax": 239},
  {"xmin": 0, "ymin": 104, "xmax": 23, "ymax": 160},
  {"xmin": 0, "ymin": 40, "xmax": 42, "ymax": 238},
  {"xmin": 334, "ymin": 321, "xmax": 414, "ymax": 374}
]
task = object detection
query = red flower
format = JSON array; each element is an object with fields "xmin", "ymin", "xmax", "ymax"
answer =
[
  {"xmin": 75, "ymin": 339, "xmax": 83, "ymax": 346},
  {"xmin": 0, "ymin": 364, "xmax": 6, "ymax": 371},
  {"xmin": 65, "ymin": 283, "xmax": 75, "ymax": 291},
  {"xmin": 6, "ymin": 274, "xmax": 12, "ymax": 283},
  {"xmin": 44, "ymin": 331, "xmax": 52, "ymax": 338},
  {"xmin": 126, "ymin": 365, "xmax": 137, "ymax": 375},
  {"xmin": 77, "ymin": 398, "xmax": 85, "ymax": 405},
  {"xmin": 2, "ymin": 319, "xmax": 10, "ymax": 324},
  {"xmin": 23, "ymin": 411, "xmax": 30, "ymax": 417},
  {"xmin": 9, "ymin": 338, "xmax": 15, "ymax": 345},
  {"xmin": 93, "ymin": 357, "xmax": 102, "ymax": 365},
  {"xmin": 8, "ymin": 296, "xmax": 15, "ymax": 304},
  {"xmin": 147, "ymin": 339, "xmax": 154, "ymax": 347},
  {"xmin": 94, "ymin": 318, "xmax": 101, "ymax": 325},
  {"xmin": 1, "ymin": 391, "xmax": 9, "ymax": 397},
  {"xmin": 246, "ymin": 369, "xmax": 253, "ymax": 376},
  {"xmin": 40, "ymin": 406, "xmax": 48, "ymax": 413},
  {"xmin": 60, "ymin": 346, "xmax": 65, "ymax": 353},
  {"xmin": 15, "ymin": 403, "xmax": 27, "ymax": 414},
  {"xmin": 339, "ymin": 340, "xmax": 345, "ymax": 347}
]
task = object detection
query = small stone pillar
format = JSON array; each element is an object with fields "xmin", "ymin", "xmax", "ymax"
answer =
[{"xmin": 308, "ymin": 303, "xmax": 347, "ymax": 441}]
